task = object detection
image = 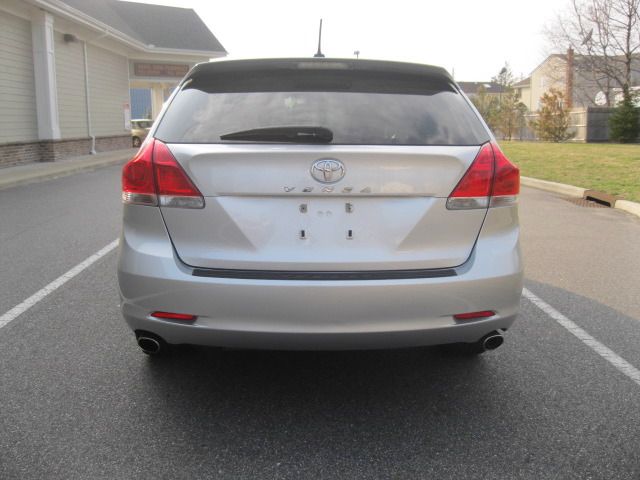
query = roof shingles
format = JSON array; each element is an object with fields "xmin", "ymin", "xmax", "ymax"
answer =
[{"xmin": 60, "ymin": 0, "xmax": 226, "ymax": 53}]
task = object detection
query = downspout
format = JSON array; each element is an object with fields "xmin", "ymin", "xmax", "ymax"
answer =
[
  {"xmin": 82, "ymin": 40, "xmax": 95, "ymax": 154},
  {"xmin": 82, "ymin": 30, "xmax": 110, "ymax": 155}
]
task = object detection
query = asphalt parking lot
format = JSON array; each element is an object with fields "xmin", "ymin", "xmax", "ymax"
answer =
[{"xmin": 1, "ymin": 165, "xmax": 639, "ymax": 479}]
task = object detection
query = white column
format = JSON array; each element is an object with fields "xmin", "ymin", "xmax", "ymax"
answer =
[
  {"xmin": 151, "ymin": 84, "xmax": 165, "ymax": 120},
  {"xmin": 31, "ymin": 9, "xmax": 60, "ymax": 140}
]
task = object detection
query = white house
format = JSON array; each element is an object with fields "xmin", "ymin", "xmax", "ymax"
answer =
[
  {"xmin": 0, "ymin": 0, "xmax": 226, "ymax": 166},
  {"xmin": 513, "ymin": 48, "xmax": 640, "ymax": 112}
]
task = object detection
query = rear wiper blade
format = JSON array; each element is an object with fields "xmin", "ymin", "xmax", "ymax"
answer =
[{"xmin": 220, "ymin": 126, "xmax": 333, "ymax": 143}]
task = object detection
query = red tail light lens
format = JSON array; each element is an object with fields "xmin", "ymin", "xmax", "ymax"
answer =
[
  {"xmin": 449, "ymin": 143, "xmax": 494, "ymax": 197},
  {"xmin": 154, "ymin": 141, "xmax": 198, "ymax": 196},
  {"xmin": 151, "ymin": 311, "xmax": 198, "ymax": 321},
  {"xmin": 122, "ymin": 139, "xmax": 204, "ymax": 208},
  {"xmin": 447, "ymin": 142, "xmax": 519, "ymax": 210},
  {"xmin": 122, "ymin": 140, "xmax": 157, "ymax": 206},
  {"xmin": 491, "ymin": 144, "xmax": 520, "ymax": 196}
]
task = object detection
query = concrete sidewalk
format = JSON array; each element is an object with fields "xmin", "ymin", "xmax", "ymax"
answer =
[{"xmin": 0, "ymin": 148, "xmax": 135, "ymax": 190}]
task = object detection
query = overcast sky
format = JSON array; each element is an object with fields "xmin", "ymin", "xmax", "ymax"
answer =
[{"xmin": 131, "ymin": 0, "xmax": 566, "ymax": 81}]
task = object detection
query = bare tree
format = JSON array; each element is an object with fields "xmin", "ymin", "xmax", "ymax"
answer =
[
  {"xmin": 471, "ymin": 85, "xmax": 500, "ymax": 131},
  {"xmin": 488, "ymin": 64, "xmax": 528, "ymax": 140},
  {"xmin": 492, "ymin": 63, "xmax": 516, "ymax": 93},
  {"xmin": 547, "ymin": 0, "xmax": 640, "ymax": 105}
]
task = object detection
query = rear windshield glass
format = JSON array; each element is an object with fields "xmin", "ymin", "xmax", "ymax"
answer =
[{"xmin": 155, "ymin": 71, "xmax": 489, "ymax": 146}]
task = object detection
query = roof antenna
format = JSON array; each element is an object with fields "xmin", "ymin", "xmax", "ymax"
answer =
[{"xmin": 314, "ymin": 19, "xmax": 325, "ymax": 58}]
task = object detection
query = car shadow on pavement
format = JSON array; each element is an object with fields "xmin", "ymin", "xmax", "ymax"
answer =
[
  {"xmin": 133, "ymin": 344, "xmax": 511, "ymax": 476},
  {"xmin": 141, "ymin": 342, "xmax": 496, "ymax": 428}
]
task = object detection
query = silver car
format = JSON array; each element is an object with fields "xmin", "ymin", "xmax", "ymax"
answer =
[{"xmin": 118, "ymin": 58, "xmax": 523, "ymax": 356}]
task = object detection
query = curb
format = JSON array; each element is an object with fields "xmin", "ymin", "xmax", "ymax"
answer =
[
  {"xmin": 521, "ymin": 176, "xmax": 640, "ymax": 219},
  {"xmin": 615, "ymin": 200, "xmax": 640, "ymax": 217},
  {"xmin": 0, "ymin": 153, "xmax": 130, "ymax": 190},
  {"xmin": 521, "ymin": 176, "xmax": 586, "ymax": 198}
]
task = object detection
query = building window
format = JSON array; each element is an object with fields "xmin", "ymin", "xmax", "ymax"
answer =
[{"xmin": 130, "ymin": 88, "xmax": 152, "ymax": 119}]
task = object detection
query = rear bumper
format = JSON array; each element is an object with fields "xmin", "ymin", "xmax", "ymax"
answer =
[{"xmin": 117, "ymin": 205, "xmax": 523, "ymax": 350}]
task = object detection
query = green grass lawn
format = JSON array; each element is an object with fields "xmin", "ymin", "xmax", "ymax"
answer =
[{"xmin": 500, "ymin": 141, "xmax": 640, "ymax": 202}]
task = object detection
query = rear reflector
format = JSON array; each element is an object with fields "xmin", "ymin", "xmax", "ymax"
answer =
[
  {"xmin": 151, "ymin": 311, "xmax": 198, "ymax": 321},
  {"xmin": 447, "ymin": 142, "xmax": 519, "ymax": 210},
  {"xmin": 453, "ymin": 311, "xmax": 495, "ymax": 320},
  {"xmin": 122, "ymin": 139, "xmax": 204, "ymax": 208}
]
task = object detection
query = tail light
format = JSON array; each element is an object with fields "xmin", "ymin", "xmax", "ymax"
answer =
[
  {"xmin": 121, "ymin": 139, "xmax": 156, "ymax": 206},
  {"xmin": 122, "ymin": 139, "xmax": 204, "ymax": 208},
  {"xmin": 490, "ymin": 144, "xmax": 520, "ymax": 207},
  {"xmin": 447, "ymin": 142, "xmax": 519, "ymax": 210}
]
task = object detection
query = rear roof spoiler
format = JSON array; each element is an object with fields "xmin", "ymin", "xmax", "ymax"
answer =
[{"xmin": 184, "ymin": 58, "xmax": 454, "ymax": 84}]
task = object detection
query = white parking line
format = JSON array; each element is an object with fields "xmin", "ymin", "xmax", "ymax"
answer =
[
  {"xmin": 523, "ymin": 287, "xmax": 640, "ymax": 387},
  {"xmin": 0, "ymin": 239, "xmax": 119, "ymax": 331}
]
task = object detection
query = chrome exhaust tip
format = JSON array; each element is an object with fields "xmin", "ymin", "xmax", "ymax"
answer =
[
  {"xmin": 137, "ymin": 336, "xmax": 161, "ymax": 354},
  {"xmin": 481, "ymin": 332, "xmax": 504, "ymax": 351}
]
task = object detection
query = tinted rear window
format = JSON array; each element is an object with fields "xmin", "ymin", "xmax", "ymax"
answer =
[{"xmin": 155, "ymin": 70, "xmax": 489, "ymax": 146}]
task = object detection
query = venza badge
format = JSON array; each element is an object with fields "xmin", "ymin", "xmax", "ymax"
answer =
[{"xmin": 310, "ymin": 159, "xmax": 345, "ymax": 184}]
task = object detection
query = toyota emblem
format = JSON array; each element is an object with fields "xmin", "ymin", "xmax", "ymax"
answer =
[{"xmin": 310, "ymin": 159, "xmax": 346, "ymax": 184}]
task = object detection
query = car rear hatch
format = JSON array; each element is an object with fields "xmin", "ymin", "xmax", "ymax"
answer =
[{"xmin": 152, "ymin": 59, "xmax": 492, "ymax": 272}]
